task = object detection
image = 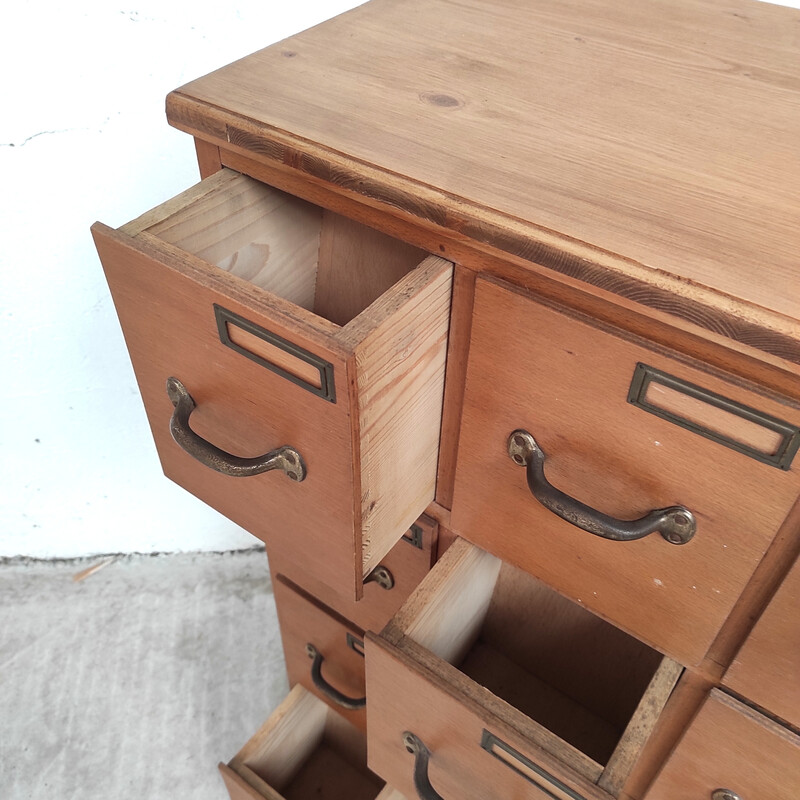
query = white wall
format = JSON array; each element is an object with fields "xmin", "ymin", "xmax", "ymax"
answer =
[
  {"xmin": 0, "ymin": 1, "xmax": 363, "ymax": 557},
  {"xmin": 2, "ymin": 0, "xmax": 798, "ymax": 558}
]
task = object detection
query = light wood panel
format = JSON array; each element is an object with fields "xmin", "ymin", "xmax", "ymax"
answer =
[
  {"xmin": 645, "ymin": 690, "xmax": 800, "ymax": 800},
  {"xmin": 451, "ymin": 276, "xmax": 800, "ymax": 666},
  {"xmin": 222, "ymin": 685, "xmax": 390, "ymax": 800},
  {"xmin": 724, "ymin": 553, "xmax": 800, "ymax": 727},
  {"xmin": 168, "ymin": 0, "xmax": 800, "ymax": 363},
  {"xmin": 316, "ymin": 212, "xmax": 426, "ymax": 326},
  {"xmin": 347, "ymin": 255, "xmax": 453, "ymax": 579}
]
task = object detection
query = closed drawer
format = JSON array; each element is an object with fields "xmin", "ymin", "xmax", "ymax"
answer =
[
  {"xmin": 645, "ymin": 689, "xmax": 800, "ymax": 800},
  {"xmin": 724, "ymin": 553, "xmax": 800, "ymax": 726},
  {"xmin": 220, "ymin": 685, "xmax": 405, "ymax": 800},
  {"xmin": 269, "ymin": 515, "xmax": 438, "ymax": 635},
  {"xmin": 366, "ymin": 538, "xmax": 682, "ymax": 800},
  {"xmin": 92, "ymin": 169, "xmax": 452, "ymax": 598},
  {"xmin": 274, "ymin": 575, "xmax": 368, "ymax": 729},
  {"xmin": 452, "ymin": 276, "xmax": 800, "ymax": 665}
]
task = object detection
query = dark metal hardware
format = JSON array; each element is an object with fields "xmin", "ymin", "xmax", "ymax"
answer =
[
  {"xmin": 480, "ymin": 730, "xmax": 587, "ymax": 800},
  {"xmin": 711, "ymin": 791, "xmax": 742, "ymax": 800},
  {"xmin": 364, "ymin": 565, "xmax": 395, "ymax": 590},
  {"xmin": 403, "ymin": 732, "xmax": 445, "ymax": 800},
  {"xmin": 403, "ymin": 523, "xmax": 425, "ymax": 549},
  {"xmin": 166, "ymin": 377, "xmax": 306, "ymax": 481},
  {"xmin": 215, "ymin": 305, "xmax": 336, "ymax": 403},
  {"xmin": 507, "ymin": 430, "xmax": 695, "ymax": 545},
  {"xmin": 345, "ymin": 633, "xmax": 365, "ymax": 657},
  {"xmin": 628, "ymin": 363, "xmax": 799, "ymax": 470},
  {"xmin": 305, "ymin": 644, "xmax": 366, "ymax": 710}
]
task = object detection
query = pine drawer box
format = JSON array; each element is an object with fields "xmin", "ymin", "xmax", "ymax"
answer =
[
  {"xmin": 92, "ymin": 170, "xmax": 452, "ymax": 597},
  {"xmin": 219, "ymin": 685, "xmax": 406, "ymax": 800},
  {"xmin": 451, "ymin": 276, "xmax": 800, "ymax": 667},
  {"xmin": 366, "ymin": 538, "xmax": 683, "ymax": 800}
]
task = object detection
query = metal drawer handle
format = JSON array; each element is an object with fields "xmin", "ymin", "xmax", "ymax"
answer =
[
  {"xmin": 712, "ymin": 791, "xmax": 742, "ymax": 800},
  {"xmin": 507, "ymin": 430, "xmax": 695, "ymax": 545},
  {"xmin": 166, "ymin": 377, "xmax": 306, "ymax": 481},
  {"xmin": 403, "ymin": 733, "xmax": 445, "ymax": 800},
  {"xmin": 305, "ymin": 644, "xmax": 366, "ymax": 711}
]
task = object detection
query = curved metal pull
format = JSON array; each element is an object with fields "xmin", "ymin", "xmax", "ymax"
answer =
[
  {"xmin": 166, "ymin": 377, "xmax": 306, "ymax": 481},
  {"xmin": 403, "ymin": 733, "xmax": 445, "ymax": 800},
  {"xmin": 508, "ymin": 430, "xmax": 695, "ymax": 545},
  {"xmin": 306, "ymin": 644, "xmax": 366, "ymax": 711}
]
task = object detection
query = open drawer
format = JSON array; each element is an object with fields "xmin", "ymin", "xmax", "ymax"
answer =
[
  {"xmin": 91, "ymin": 169, "xmax": 452, "ymax": 598},
  {"xmin": 220, "ymin": 685, "xmax": 406, "ymax": 800},
  {"xmin": 366, "ymin": 538, "xmax": 683, "ymax": 800}
]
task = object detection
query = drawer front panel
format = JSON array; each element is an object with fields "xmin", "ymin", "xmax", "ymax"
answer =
[
  {"xmin": 451, "ymin": 277, "xmax": 800, "ymax": 665},
  {"xmin": 366, "ymin": 635, "xmax": 608, "ymax": 800},
  {"xmin": 268, "ymin": 516, "xmax": 438, "ymax": 635},
  {"xmin": 93, "ymin": 220, "xmax": 357, "ymax": 594},
  {"xmin": 645, "ymin": 690, "xmax": 800, "ymax": 800},
  {"xmin": 275, "ymin": 576, "xmax": 368, "ymax": 729},
  {"xmin": 724, "ymin": 553, "xmax": 800, "ymax": 726}
]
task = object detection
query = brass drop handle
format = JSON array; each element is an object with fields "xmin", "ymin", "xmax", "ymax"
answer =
[
  {"xmin": 166, "ymin": 377, "xmax": 306, "ymax": 481},
  {"xmin": 306, "ymin": 644, "xmax": 366, "ymax": 711},
  {"xmin": 712, "ymin": 791, "xmax": 742, "ymax": 800},
  {"xmin": 403, "ymin": 732, "xmax": 445, "ymax": 800},
  {"xmin": 507, "ymin": 430, "xmax": 696, "ymax": 545}
]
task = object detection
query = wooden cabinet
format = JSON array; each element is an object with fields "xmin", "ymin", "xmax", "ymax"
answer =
[{"xmin": 93, "ymin": 0, "xmax": 800, "ymax": 797}]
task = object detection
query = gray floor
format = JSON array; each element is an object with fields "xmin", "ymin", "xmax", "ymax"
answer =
[{"xmin": 0, "ymin": 550, "xmax": 289, "ymax": 800}]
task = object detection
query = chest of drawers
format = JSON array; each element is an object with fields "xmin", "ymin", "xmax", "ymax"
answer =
[{"xmin": 93, "ymin": 0, "xmax": 800, "ymax": 797}]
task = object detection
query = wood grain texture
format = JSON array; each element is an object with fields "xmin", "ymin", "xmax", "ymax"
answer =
[
  {"xmin": 224, "ymin": 685, "xmax": 388, "ymax": 800},
  {"xmin": 216, "ymin": 147, "xmax": 800, "ymax": 396},
  {"xmin": 316, "ymin": 212, "xmax": 426, "ymax": 326},
  {"xmin": 366, "ymin": 633, "xmax": 610, "ymax": 800},
  {"xmin": 229, "ymin": 685, "xmax": 327, "ymax": 794},
  {"xmin": 167, "ymin": 0, "xmax": 800, "ymax": 364},
  {"xmin": 378, "ymin": 538, "xmax": 680, "ymax": 792},
  {"xmin": 274, "ymin": 576, "xmax": 368, "ymax": 730},
  {"xmin": 724, "ymin": 552, "xmax": 800, "ymax": 727},
  {"xmin": 645, "ymin": 690, "xmax": 800, "ymax": 800},
  {"xmin": 350, "ymin": 256, "xmax": 453, "ymax": 579},
  {"xmin": 451, "ymin": 277, "xmax": 800, "ymax": 666},
  {"xmin": 93, "ymin": 170, "xmax": 453, "ymax": 599},
  {"xmin": 195, "ymin": 137, "xmax": 222, "ymax": 179},
  {"xmin": 267, "ymin": 515, "xmax": 438, "ymax": 635},
  {"xmin": 597, "ymin": 659, "xmax": 683, "ymax": 796}
]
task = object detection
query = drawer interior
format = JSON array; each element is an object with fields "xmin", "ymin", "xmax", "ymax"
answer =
[
  {"xmin": 140, "ymin": 170, "xmax": 426, "ymax": 326},
  {"xmin": 228, "ymin": 686, "xmax": 386, "ymax": 800},
  {"xmin": 395, "ymin": 539, "xmax": 681, "ymax": 779}
]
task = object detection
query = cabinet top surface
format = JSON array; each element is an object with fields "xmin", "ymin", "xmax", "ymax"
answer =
[{"xmin": 168, "ymin": 0, "xmax": 800, "ymax": 361}]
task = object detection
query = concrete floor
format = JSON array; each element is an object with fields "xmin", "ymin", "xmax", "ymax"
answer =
[{"xmin": 0, "ymin": 550, "xmax": 288, "ymax": 800}]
